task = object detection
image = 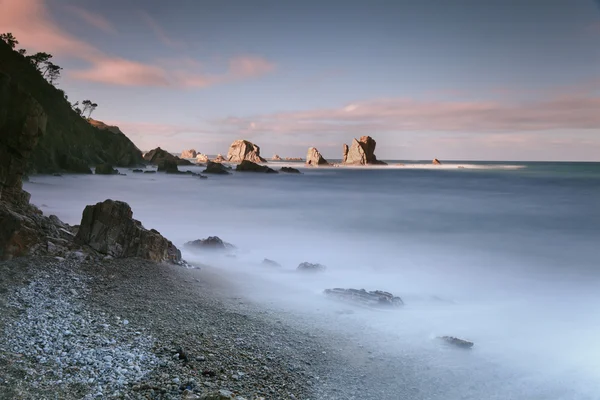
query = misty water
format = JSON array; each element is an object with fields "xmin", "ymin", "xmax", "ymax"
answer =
[{"xmin": 25, "ymin": 161, "xmax": 600, "ymax": 399}]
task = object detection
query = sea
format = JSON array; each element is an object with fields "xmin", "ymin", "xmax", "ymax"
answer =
[{"xmin": 24, "ymin": 160, "xmax": 600, "ymax": 399}]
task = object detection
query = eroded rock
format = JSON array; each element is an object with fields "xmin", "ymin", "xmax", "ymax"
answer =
[
  {"xmin": 432, "ymin": 158, "xmax": 442, "ymax": 165},
  {"xmin": 181, "ymin": 149, "xmax": 197, "ymax": 159},
  {"xmin": 324, "ymin": 288, "xmax": 403, "ymax": 308},
  {"xmin": 306, "ymin": 147, "xmax": 329, "ymax": 166},
  {"xmin": 342, "ymin": 136, "xmax": 386, "ymax": 165},
  {"xmin": 227, "ymin": 140, "xmax": 266, "ymax": 164}
]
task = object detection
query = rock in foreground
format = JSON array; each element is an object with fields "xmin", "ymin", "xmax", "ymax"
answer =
[
  {"xmin": 324, "ymin": 288, "xmax": 403, "ymax": 308},
  {"xmin": 184, "ymin": 236, "xmax": 235, "ymax": 251},
  {"xmin": 306, "ymin": 147, "xmax": 329, "ymax": 166},
  {"xmin": 342, "ymin": 136, "xmax": 386, "ymax": 165},
  {"xmin": 227, "ymin": 139, "xmax": 266, "ymax": 163},
  {"xmin": 235, "ymin": 160, "xmax": 277, "ymax": 173},
  {"xmin": 297, "ymin": 262, "xmax": 327, "ymax": 272},
  {"xmin": 75, "ymin": 199, "xmax": 182, "ymax": 264},
  {"xmin": 203, "ymin": 161, "xmax": 230, "ymax": 175}
]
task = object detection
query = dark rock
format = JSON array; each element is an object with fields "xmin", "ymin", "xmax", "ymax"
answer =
[
  {"xmin": 226, "ymin": 139, "xmax": 266, "ymax": 163},
  {"xmin": 132, "ymin": 169, "xmax": 144, "ymax": 173},
  {"xmin": 95, "ymin": 164, "xmax": 119, "ymax": 175},
  {"xmin": 280, "ymin": 167, "xmax": 301, "ymax": 174},
  {"xmin": 235, "ymin": 160, "xmax": 277, "ymax": 173},
  {"xmin": 324, "ymin": 288, "xmax": 403, "ymax": 308},
  {"xmin": 74, "ymin": 199, "xmax": 182, "ymax": 264},
  {"xmin": 143, "ymin": 170, "xmax": 156, "ymax": 174},
  {"xmin": 144, "ymin": 147, "xmax": 192, "ymax": 166},
  {"xmin": 437, "ymin": 336, "xmax": 474, "ymax": 349},
  {"xmin": 306, "ymin": 147, "xmax": 329, "ymax": 166},
  {"xmin": 157, "ymin": 159, "xmax": 180, "ymax": 173},
  {"xmin": 52, "ymin": 173, "xmax": 62, "ymax": 177},
  {"xmin": 262, "ymin": 258, "xmax": 282, "ymax": 267},
  {"xmin": 184, "ymin": 236, "xmax": 235, "ymax": 251},
  {"xmin": 297, "ymin": 262, "xmax": 327, "ymax": 272},
  {"xmin": 432, "ymin": 158, "xmax": 442, "ymax": 165},
  {"xmin": 203, "ymin": 161, "xmax": 230, "ymax": 175},
  {"xmin": 342, "ymin": 136, "xmax": 387, "ymax": 165}
]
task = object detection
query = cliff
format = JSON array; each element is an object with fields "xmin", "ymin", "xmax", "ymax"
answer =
[{"xmin": 0, "ymin": 41, "xmax": 143, "ymax": 174}]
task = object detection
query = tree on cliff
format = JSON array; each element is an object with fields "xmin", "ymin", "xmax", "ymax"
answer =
[
  {"xmin": 0, "ymin": 33, "xmax": 18, "ymax": 49},
  {"xmin": 81, "ymin": 100, "xmax": 98, "ymax": 118},
  {"xmin": 27, "ymin": 52, "xmax": 53, "ymax": 70},
  {"xmin": 44, "ymin": 63, "xmax": 62, "ymax": 84}
]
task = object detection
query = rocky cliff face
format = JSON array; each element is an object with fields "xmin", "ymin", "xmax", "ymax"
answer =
[
  {"xmin": 342, "ymin": 136, "xmax": 386, "ymax": 165},
  {"xmin": 305, "ymin": 147, "xmax": 329, "ymax": 166},
  {"xmin": 226, "ymin": 140, "xmax": 266, "ymax": 163}
]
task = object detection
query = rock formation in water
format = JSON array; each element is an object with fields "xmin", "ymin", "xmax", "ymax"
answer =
[
  {"xmin": 235, "ymin": 160, "xmax": 277, "ymax": 173},
  {"xmin": 0, "ymin": 41, "xmax": 144, "ymax": 174},
  {"xmin": 297, "ymin": 262, "xmax": 327, "ymax": 272},
  {"xmin": 212, "ymin": 154, "xmax": 226, "ymax": 163},
  {"xmin": 285, "ymin": 157, "xmax": 303, "ymax": 161},
  {"xmin": 196, "ymin": 153, "xmax": 209, "ymax": 163},
  {"xmin": 432, "ymin": 158, "xmax": 442, "ymax": 165},
  {"xmin": 437, "ymin": 336, "xmax": 474, "ymax": 349},
  {"xmin": 280, "ymin": 167, "xmax": 301, "ymax": 174},
  {"xmin": 180, "ymin": 149, "xmax": 197, "ymax": 159},
  {"xmin": 144, "ymin": 147, "xmax": 192, "ymax": 166},
  {"xmin": 272, "ymin": 154, "xmax": 282, "ymax": 161},
  {"xmin": 75, "ymin": 199, "xmax": 182, "ymax": 263},
  {"xmin": 262, "ymin": 258, "xmax": 282, "ymax": 267},
  {"xmin": 95, "ymin": 164, "xmax": 119, "ymax": 175},
  {"xmin": 342, "ymin": 136, "xmax": 386, "ymax": 165},
  {"xmin": 157, "ymin": 159, "xmax": 180, "ymax": 173},
  {"xmin": 226, "ymin": 140, "xmax": 266, "ymax": 163},
  {"xmin": 203, "ymin": 161, "xmax": 230, "ymax": 175},
  {"xmin": 305, "ymin": 147, "xmax": 329, "ymax": 166},
  {"xmin": 324, "ymin": 288, "xmax": 404, "ymax": 308},
  {"xmin": 184, "ymin": 236, "xmax": 235, "ymax": 251}
]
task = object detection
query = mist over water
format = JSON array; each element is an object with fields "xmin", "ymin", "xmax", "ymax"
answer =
[{"xmin": 25, "ymin": 161, "xmax": 600, "ymax": 399}]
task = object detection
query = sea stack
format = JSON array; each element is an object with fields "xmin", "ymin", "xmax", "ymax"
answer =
[
  {"xmin": 143, "ymin": 147, "xmax": 192, "ymax": 166},
  {"xmin": 306, "ymin": 147, "xmax": 329, "ymax": 166},
  {"xmin": 180, "ymin": 149, "xmax": 197, "ymax": 158},
  {"xmin": 342, "ymin": 136, "xmax": 386, "ymax": 165},
  {"xmin": 226, "ymin": 139, "xmax": 266, "ymax": 163},
  {"xmin": 272, "ymin": 154, "xmax": 282, "ymax": 161},
  {"xmin": 432, "ymin": 158, "xmax": 442, "ymax": 165}
]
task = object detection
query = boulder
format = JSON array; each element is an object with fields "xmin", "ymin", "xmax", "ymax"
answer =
[
  {"xmin": 262, "ymin": 258, "xmax": 282, "ymax": 267},
  {"xmin": 199, "ymin": 390, "xmax": 238, "ymax": 400},
  {"xmin": 144, "ymin": 147, "xmax": 193, "ymax": 166},
  {"xmin": 306, "ymin": 147, "xmax": 329, "ymax": 166},
  {"xmin": 272, "ymin": 154, "xmax": 282, "ymax": 161},
  {"xmin": 297, "ymin": 262, "xmax": 327, "ymax": 272},
  {"xmin": 181, "ymin": 149, "xmax": 197, "ymax": 159},
  {"xmin": 432, "ymin": 158, "xmax": 442, "ymax": 165},
  {"xmin": 324, "ymin": 288, "xmax": 403, "ymax": 308},
  {"xmin": 74, "ymin": 199, "xmax": 182, "ymax": 264},
  {"xmin": 226, "ymin": 139, "xmax": 266, "ymax": 163},
  {"xmin": 437, "ymin": 336, "xmax": 474, "ymax": 349},
  {"xmin": 235, "ymin": 160, "xmax": 277, "ymax": 173},
  {"xmin": 280, "ymin": 167, "xmax": 301, "ymax": 174},
  {"xmin": 196, "ymin": 153, "xmax": 209, "ymax": 163},
  {"xmin": 203, "ymin": 161, "xmax": 230, "ymax": 175},
  {"xmin": 184, "ymin": 236, "xmax": 235, "ymax": 251},
  {"xmin": 157, "ymin": 159, "xmax": 180, "ymax": 174},
  {"xmin": 342, "ymin": 136, "xmax": 386, "ymax": 165},
  {"xmin": 95, "ymin": 164, "xmax": 119, "ymax": 175},
  {"xmin": 212, "ymin": 154, "xmax": 226, "ymax": 163}
]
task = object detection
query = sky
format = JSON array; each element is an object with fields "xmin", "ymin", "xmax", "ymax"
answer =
[{"xmin": 1, "ymin": 0, "xmax": 599, "ymax": 161}]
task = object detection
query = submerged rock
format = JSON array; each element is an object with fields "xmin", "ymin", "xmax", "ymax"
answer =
[
  {"xmin": 181, "ymin": 149, "xmax": 197, "ymax": 159},
  {"xmin": 184, "ymin": 236, "xmax": 235, "ymax": 251},
  {"xmin": 437, "ymin": 336, "xmax": 474, "ymax": 349},
  {"xmin": 203, "ymin": 161, "xmax": 230, "ymax": 175},
  {"xmin": 342, "ymin": 136, "xmax": 386, "ymax": 165},
  {"xmin": 280, "ymin": 167, "xmax": 301, "ymax": 174},
  {"xmin": 306, "ymin": 147, "xmax": 329, "ymax": 166},
  {"xmin": 262, "ymin": 258, "xmax": 282, "ymax": 267},
  {"xmin": 235, "ymin": 160, "xmax": 277, "ymax": 173},
  {"xmin": 297, "ymin": 262, "xmax": 327, "ymax": 272},
  {"xmin": 324, "ymin": 288, "xmax": 403, "ymax": 308},
  {"xmin": 227, "ymin": 139, "xmax": 266, "ymax": 163},
  {"xmin": 94, "ymin": 164, "xmax": 119, "ymax": 175},
  {"xmin": 432, "ymin": 158, "xmax": 442, "ymax": 165}
]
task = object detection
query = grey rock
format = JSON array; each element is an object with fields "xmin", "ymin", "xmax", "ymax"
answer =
[{"xmin": 324, "ymin": 288, "xmax": 404, "ymax": 308}]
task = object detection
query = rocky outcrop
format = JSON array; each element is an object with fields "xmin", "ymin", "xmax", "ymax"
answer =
[
  {"xmin": 342, "ymin": 136, "xmax": 386, "ymax": 165},
  {"xmin": 226, "ymin": 140, "xmax": 266, "ymax": 163},
  {"xmin": 262, "ymin": 258, "xmax": 282, "ymax": 267},
  {"xmin": 95, "ymin": 164, "xmax": 119, "ymax": 175},
  {"xmin": 324, "ymin": 288, "xmax": 403, "ymax": 308},
  {"xmin": 196, "ymin": 153, "xmax": 209, "ymax": 163},
  {"xmin": 212, "ymin": 154, "xmax": 226, "ymax": 163},
  {"xmin": 280, "ymin": 167, "xmax": 301, "ymax": 174},
  {"xmin": 144, "ymin": 147, "xmax": 192, "ymax": 166},
  {"xmin": 181, "ymin": 149, "xmax": 197, "ymax": 159},
  {"xmin": 203, "ymin": 162, "xmax": 230, "ymax": 175},
  {"xmin": 437, "ymin": 336, "xmax": 474, "ymax": 349},
  {"xmin": 235, "ymin": 160, "xmax": 277, "ymax": 173},
  {"xmin": 306, "ymin": 147, "xmax": 329, "ymax": 166},
  {"xmin": 157, "ymin": 159, "xmax": 180, "ymax": 173},
  {"xmin": 297, "ymin": 262, "xmax": 327, "ymax": 272},
  {"xmin": 75, "ymin": 199, "xmax": 182, "ymax": 264},
  {"xmin": 432, "ymin": 158, "xmax": 442, "ymax": 165},
  {"xmin": 272, "ymin": 154, "xmax": 282, "ymax": 161},
  {"xmin": 184, "ymin": 236, "xmax": 235, "ymax": 251}
]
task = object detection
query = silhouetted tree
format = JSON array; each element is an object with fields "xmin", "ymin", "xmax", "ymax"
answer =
[
  {"xmin": 17, "ymin": 48, "xmax": 26, "ymax": 55},
  {"xmin": 0, "ymin": 33, "xmax": 18, "ymax": 49},
  {"xmin": 81, "ymin": 100, "xmax": 92, "ymax": 116},
  {"xmin": 46, "ymin": 63, "xmax": 62, "ymax": 84},
  {"xmin": 87, "ymin": 102, "xmax": 98, "ymax": 118},
  {"xmin": 27, "ymin": 52, "xmax": 53, "ymax": 71}
]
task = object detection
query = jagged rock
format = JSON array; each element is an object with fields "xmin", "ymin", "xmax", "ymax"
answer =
[
  {"xmin": 181, "ymin": 149, "xmax": 197, "ymax": 158},
  {"xmin": 342, "ymin": 136, "xmax": 386, "ymax": 165},
  {"xmin": 184, "ymin": 236, "xmax": 235, "ymax": 251},
  {"xmin": 227, "ymin": 140, "xmax": 266, "ymax": 163},
  {"xmin": 212, "ymin": 154, "xmax": 226, "ymax": 163},
  {"xmin": 132, "ymin": 169, "xmax": 144, "ymax": 173},
  {"xmin": 272, "ymin": 154, "xmax": 282, "ymax": 161},
  {"xmin": 297, "ymin": 262, "xmax": 327, "ymax": 272},
  {"xmin": 306, "ymin": 147, "xmax": 329, "ymax": 166},
  {"xmin": 203, "ymin": 161, "xmax": 230, "ymax": 175},
  {"xmin": 262, "ymin": 258, "xmax": 282, "ymax": 267},
  {"xmin": 157, "ymin": 159, "xmax": 180, "ymax": 173},
  {"xmin": 74, "ymin": 199, "xmax": 182, "ymax": 264},
  {"xmin": 235, "ymin": 160, "xmax": 277, "ymax": 173},
  {"xmin": 196, "ymin": 153, "xmax": 209, "ymax": 163},
  {"xmin": 324, "ymin": 288, "xmax": 403, "ymax": 308},
  {"xmin": 280, "ymin": 167, "xmax": 301, "ymax": 174},
  {"xmin": 432, "ymin": 158, "xmax": 442, "ymax": 165},
  {"xmin": 437, "ymin": 336, "xmax": 474, "ymax": 349},
  {"xmin": 144, "ymin": 147, "xmax": 192, "ymax": 166},
  {"xmin": 95, "ymin": 164, "xmax": 119, "ymax": 175}
]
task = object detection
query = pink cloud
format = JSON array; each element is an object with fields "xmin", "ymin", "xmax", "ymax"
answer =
[
  {"xmin": 138, "ymin": 10, "xmax": 182, "ymax": 49},
  {"xmin": 65, "ymin": 5, "xmax": 116, "ymax": 35},
  {"xmin": 71, "ymin": 58, "xmax": 170, "ymax": 86}
]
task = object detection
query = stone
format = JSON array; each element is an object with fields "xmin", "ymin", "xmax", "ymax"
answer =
[
  {"xmin": 212, "ymin": 154, "xmax": 226, "ymax": 163},
  {"xmin": 132, "ymin": 169, "xmax": 144, "ymax": 173},
  {"xmin": 226, "ymin": 140, "xmax": 266, "ymax": 163},
  {"xmin": 432, "ymin": 158, "xmax": 442, "ymax": 165},
  {"xmin": 184, "ymin": 236, "xmax": 235, "ymax": 251},
  {"xmin": 203, "ymin": 162, "xmax": 230, "ymax": 175},
  {"xmin": 297, "ymin": 262, "xmax": 327, "ymax": 272},
  {"xmin": 143, "ymin": 147, "xmax": 192, "ymax": 166},
  {"xmin": 74, "ymin": 199, "xmax": 182, "ymax": 264},
  {"xmin": 437, "ymin": 336, "xmax": 474, "ymax": 349},
  {"xmin": 305, "ymin": 147, "xmax": 329, "ymax": 166},
  {"xmin": 95, "ymin": 164, "xmax": 119, "ymax": 175},
  {"xmin": 143, "ymin": 170, "xmax": 156, "ymax": 174},
  {"xmin": 157, "ymin": 159, "xmax": 180, "ymax": 174},
  {"xmin": 272, "ymin": 154, "xmax": 282, "ymax": 161},
  {"xmin": 324, "ymin": 288, "xmax": 404, "ymax": 308},
  {"xmin": 280, "ymin": 167, "xmax": 301, "ymax": 174},
  {"xmin": 342, "ymin": 136, "xmax": 386, "ymax": 165},
  {"xmin": 181, "ymin": 149, "xmax": 197, "ymax": 159},
  {"xmin": 196, "ymin": 153, "xmax": 209, "ymax": 163},
  {"xmin": 235, "ymin": 160, "xmax": 277, "ymax": 173},
  {"xmin": 199, "ymin": 390, "xmax": 236, "ymax": 400}
]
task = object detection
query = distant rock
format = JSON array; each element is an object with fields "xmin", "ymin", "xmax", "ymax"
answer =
[
  {"xmin": 306, "ymin": 147, "xmax": 329, "ymax": 166},
  {"xmin": 437, "ymin": 336, "xmax": 474, "ymax": 349},
  {"xmin": 235, "ymin": 160, "xmax": 277, "ymax": 173},
  {"xmin": 75, "ymin": 199, "xmax": 182, "ymax": 264},
  {"xmin": 432, "ymin": 158, "xmax": 442, "ymax": 165},
  {"xmin": 272, "ymin": 154, "xmax": 282, "ymax": 161},
  {"xmin": 227, "ymin": 139, "xmax": 266, "ymax": 163},
  {"xmin": 324, "ymin": 288, "xmax": 403, "ymax": 308},
  {"xmin": 285, "ymin": 157, "xmax": 303, "ymax": 161},
  {"xmin": 95, "ymin": 164, "xmax": 119, "ymax": 175},
  {"xmin": 297, "ymin": 262, "xmax": 327, "ymax": 272},
  {"xmin": 184, "ymin": 236, "xmax": 235, "ymax": 251},
  {"xmin": 212, "ymin": 154, "xmax": 226, "ymax": 163},
  {"xmin": 196, "ymin": 153, "xmax": 209, "ymax": 163},
  {"xmin": 157, "ymin": 159, "xmax": 180, "ymax": 173},
  {"xmin": 342, "ymin": 136, "xmax": 386, "ymax": 165},
  {"xmin": 203, "ymin": 161, "xmax": 230, "ymax": 175},
  {"xmin": 262, "ymin": 258, "xmax": 282, "ymax": 267},
  {"xmin": 181, "ymin": 149, "xmax": 197, "ymax": 159},
  {"xmin": 144, "ymin": 147, "xmax": 193, "ymax": 166},
  {"xmin": 280, "ymin": 167, "xmax": 301, "ymax": 174}
]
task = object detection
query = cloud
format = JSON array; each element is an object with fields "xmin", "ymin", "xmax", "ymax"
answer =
[
  {"xmin": 138, "ymin": 10, "xmax": 182, "ymax": 49},
  {"xmin": 65, "ymin": 5, "xmax": 116, "ymax": 35},
  {"xmin": 0, "ymin": 0, "xmax": 275, "ymax": 87}
]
